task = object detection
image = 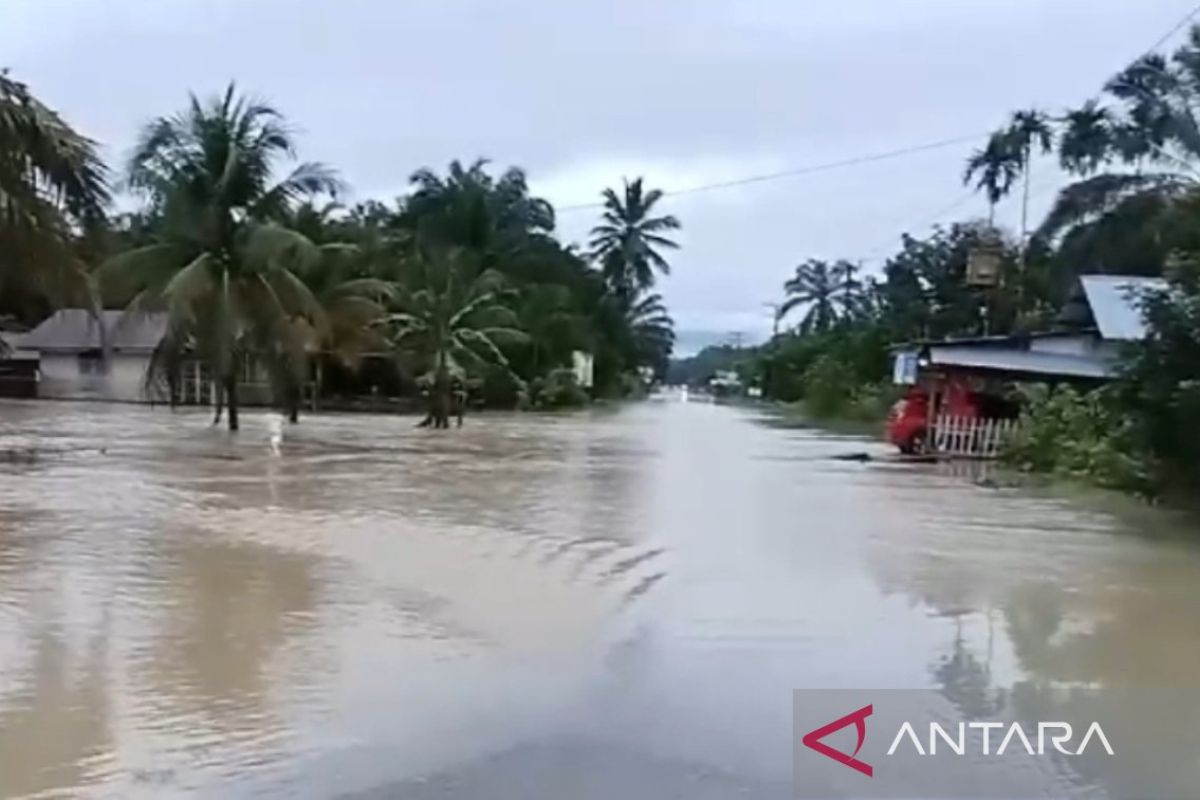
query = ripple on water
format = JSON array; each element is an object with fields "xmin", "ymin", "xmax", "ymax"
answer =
[{"xmin": 0, "ymin": 400, "xmax": 1198, "ymax": 798}]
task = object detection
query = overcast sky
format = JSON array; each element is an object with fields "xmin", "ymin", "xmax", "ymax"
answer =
[{"xmin": 2, "ymin": 0, "xmax": 1193, "ymax": 350}]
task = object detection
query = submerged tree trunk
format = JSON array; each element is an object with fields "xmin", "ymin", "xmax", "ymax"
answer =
[
  {"xmin": 313, "ymin": 360, "xmax": 323, "ymax": 413},
  {"xmin": 225, "ymin": 374, "xmax": 240, "ymax": 432},
  {"xmin": 212, "ymin": 382, "xmax": 224, "ymax": 426},
  {"xmin": 433, "ymin": 384, "xmax": 451, "ymax": 429},
  {"xmin": 432, "ymin": 355, "xmax": 451, "ymax": 430}
]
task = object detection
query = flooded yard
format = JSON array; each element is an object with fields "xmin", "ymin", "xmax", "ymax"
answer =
[{"xmin": 0, "ymin": 399, "xmax": 1197, "ymax": 798}]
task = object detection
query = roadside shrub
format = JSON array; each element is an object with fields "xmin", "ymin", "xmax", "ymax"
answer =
[
  {"xmin": 478, "ymin": 366, "xmax": 527, "ymax": 409},
  {"xmin": 801, "ymin": 354, "xmax": 855, "ymax": 417},
  {"xmin": 1001, "ymin": 386, "xmax": 1154, "ymax": 493},
  {"xmin": 1116, "ymin": 280, "xmax": 1200, "ymax": 495},
  {"xmin": 845, "ymin": 382, "xmax": 901, "ymax": 422},
  {"xmin": 530, "ymin": 368, "xmax": 589, "ymax": 409},
  {"xmin": 618, "ymin": 371, "xmax": 648, "ymax": 399}
]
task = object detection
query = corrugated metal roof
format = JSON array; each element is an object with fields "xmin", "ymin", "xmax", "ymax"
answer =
[
  {"xmin": 891, "ymin": 330, "xmax": 1101, "ymax": 353},
  {"xmin": 1079, "ymin": 275, "xmax": 1167, "ymax": 341},
  {"xmin": 927, "ymin": 344, "xmax": 1114, "ymax": 379},
  {"xmin": 21, "ymin": 310, "xmax": 166, "ymax": 353},
  {"xmin": 0, "ymin": 332, "xmax": 38, "ymax": 360}
]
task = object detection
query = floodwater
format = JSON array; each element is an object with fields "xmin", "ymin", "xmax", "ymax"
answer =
[{"xmin": 0, "ymin": 398, "xmax": 1198, "ymax": 798}]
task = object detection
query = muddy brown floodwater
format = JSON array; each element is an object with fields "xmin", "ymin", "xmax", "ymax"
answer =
[{"xmin": 0, "ymin": 398, "xmax": 1199, "ymax": 798}]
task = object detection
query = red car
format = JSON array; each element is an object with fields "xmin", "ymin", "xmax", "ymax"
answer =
[{"xmin": 886, "ymin": 381, "xmax": 1006, "ymax": 454}]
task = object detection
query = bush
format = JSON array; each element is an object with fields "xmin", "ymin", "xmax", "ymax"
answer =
[
  {"xmin": 845, "ymin": 382, "xmax": 901, "ymax": 422},
  {"xmin": 801, "ymin": 354, "xmax": 855, "ymax": 417},
  {"xmin": 478, "ymin": 366, "xmax": 527, "ymax": 409},
  {"xmin": 618, "ymin": 371, "xmax": 648, "ymax": 399},
  {"xmin": 1001, "ymin": 386, "xmax": 1154, "ymax": 494},
  {"xmin": 761, "ymin": 323, "xmax": 892, "ymax": 409},
  {"xmin": 530, "ymin": 368, "xmax": 590, "ymax": 409},
  {"xmin": 1115, "ymin": 280, "xmax": 1200, "ymax": 495}
]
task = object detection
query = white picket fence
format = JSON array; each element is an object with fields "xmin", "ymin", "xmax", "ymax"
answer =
[{"xmin": 931, "ymin": 415, "xmax": 1019, "ymax": 459}]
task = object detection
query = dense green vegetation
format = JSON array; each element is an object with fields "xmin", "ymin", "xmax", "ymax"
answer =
[
  {"xmin": 0, "ymin": 71, "xmax": 108, "ymax": 322},
  {"xmin": 0, "ymin": 81, "xmax": 679, "ymax": 430},
  {"xmin": 707, "ymin": 29, "xmax": 1200, "ymax": 498},
  {"xmin": 1002, "ymin": 267, "xmax": 1200, "ymax": 498}
]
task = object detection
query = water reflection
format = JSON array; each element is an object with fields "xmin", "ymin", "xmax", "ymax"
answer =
[
  {"xmin": 139, "ymin": 535, "xmax": 319, "ymax": 737},
  {"xmin": 0, "ymin": 619, "xmax": 113, "ymax": 796}
]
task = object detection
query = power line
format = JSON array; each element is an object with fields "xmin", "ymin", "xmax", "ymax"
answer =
[
  {"xmin": 555, "ymin": 132, "xmax": 988, "ymax": 214},
  {"xmin": 857, "ymin": 190, "xmax": 981, "ymax": 263},
  {"xmin": 1143, "ymin": 1, "xmax": 1200, "ymax": 55},
  {"xmin": 780, "ymin": 2, "xmax": 1200, "ymax": 269},
  {"xmin": 558, "ymin": 3, "xmax": 1200, "ymax": 224},
  {"xmin": 856, "ymin": 177, "xmax": 1073, "ymax": 268}
]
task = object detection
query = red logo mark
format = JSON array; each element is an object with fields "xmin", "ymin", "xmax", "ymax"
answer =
[{"xmin": 801, "ymin": 704, "xmax": 874, "ymax": 777}]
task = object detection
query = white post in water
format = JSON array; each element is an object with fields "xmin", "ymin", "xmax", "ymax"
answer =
[{"xmin": 267, "ymin": 414, "xmax": 284, "ymax": 456}]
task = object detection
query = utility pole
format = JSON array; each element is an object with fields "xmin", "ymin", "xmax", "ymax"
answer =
[
  {"xmin": 761, "ymin": 303, "xmax": 782, "ymax": 401},
  {"xmin": 763, "ymin": 302, "xmax": 782, "ymax": 337}
]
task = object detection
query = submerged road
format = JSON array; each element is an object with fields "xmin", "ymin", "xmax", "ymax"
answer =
[{"xmin": 0, "ymin": 399, "xmax": 1197, "ymax": 797}]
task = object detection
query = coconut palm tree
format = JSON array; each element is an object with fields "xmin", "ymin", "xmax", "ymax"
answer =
[
  {"xmin": 780, "ymin": 259, "xmax": 857, "ymax": 333},
  {"xmin": 516, "ymin": 282, "xmax": 586, "ymax": 376},
  {"xmin": 303, "ymin": 249, "xmax": 392, "ymax": 363},
  {"xmin": 286, "ymin": 245, "xmax": 393, "ymax": 418},
  {"xmin": 624, "ymin": 291, "xmax": 675, "ymax": 373},
  {"xmin": 0, "ymin": 71, "xmax": 109, "ymax": 317},
  {"xmin": 253, "ymin": 200, "xmax": 397, "ymax": 419},
  {"xmin": 103, "ymin": 84, "xmax": 341, "ymax": 430},
  {"xmin": 385, "ymin": 246, "xmax": 527, "ymax": 428},
  {"xmin": 276, "ymin": 201, "xmax": 395, "ymax": 359},
  {"xmin": 1033, "ymin": 40, "xmax": 1200, "ymax": 253},
  {"xmin": 589, "ymin": 178, "xmax": 680, "ymax": 297}
]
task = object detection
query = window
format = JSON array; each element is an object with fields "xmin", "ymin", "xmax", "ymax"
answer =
[{"xmin": 77, "ymin": 350, "xmax": 108, "ymax": 376}]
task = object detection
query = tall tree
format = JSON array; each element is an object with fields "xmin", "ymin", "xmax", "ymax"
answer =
[
  {"xmin": 1026, "ymin": 29, "xmax": 1200, "ymax": 273},
  {"xmin": 964, "ymin": 109, "xmax": 1054, "ymax": 233},
  {"xmin": 1004, "ymin": 110, "xmax": 1055, "ymax": 266},
  {"xmin": 285, "ymin": 233, "xmax": 394, "ymax": 417},
  {"xmin": 104, "ymin": 84, "xmax": 341, "ymax": 430},
  {"xmin": 780, "ymin": 259, "xmax": 859, "ymax": 333},
  {"xmin": 831, "ymin": 259, "xmax": 864, "ymax": 316},
  {"xmin": 624, "ymin": 291, "xmax": 675, "ymax": 376},
  {"xmin": 385, "ymin": 246, "xmax": 527, "ymax": 428},
  {"xmin": 516, "ymin": 283, "xmax": 586, "ymax": 376},
  {"xmin": 964, "ymin": 133, "xmax": 1021, "ymax": 223},
  {"xmin": 589, "ymin": 178, "xmax": 680, "ymax": 296},
  {"xmin": 0, "ymin": 72, "xmax": 109, "ymax": 319},
  {"xmin": 401, "ymin": 159, "xmax": 554, "ymax": 256}
]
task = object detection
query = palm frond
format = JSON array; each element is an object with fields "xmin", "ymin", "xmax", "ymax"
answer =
[
  {"xmin": 1037, "ymin": 172, "xmax": 1188, "ymax": 240},
  {"xmin": 252, "ymin": 162, "xmax": 343, "ymax": 218}
]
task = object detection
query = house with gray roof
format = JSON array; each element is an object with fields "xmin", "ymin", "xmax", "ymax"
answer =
[
  {"xmin": 887, "ymin": 274, "xmax": 1167, "ymax": 458},
  {"xmin": 19, "ymin": 309, "xmax": 280, "ymax": 405},
  {"xmin": 893, "ymin": 274, "xmax": 1167, "ymax": 384},
  {"xmin": 0, "ymin": 331, "xmax": 40, "ymax": 398},
  {"xmin": 20, "ymin": 309, "xmax": 168, "ymax": 402}
]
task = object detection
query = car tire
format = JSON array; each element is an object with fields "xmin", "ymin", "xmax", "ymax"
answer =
[{"xmin": 900, "ymin": 430, "xmax": 926, "ymax": 455}]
